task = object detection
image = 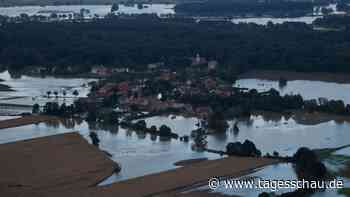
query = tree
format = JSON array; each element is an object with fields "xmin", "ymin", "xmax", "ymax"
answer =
[
  {"xmin": 62, "ymin": 90, "xmax": 67, "ymax": 98},
  {"xmin": 54, "ymin": 91, "xmax": 58, "ymax": 98},
  {"xmin": 73, "ymin": 90, "xmax": 79, "ymax": 97},
  {"xmin": 208, "ymin": 111, "xmax": 228, "ymax": 132},
  {"xmin": 321, "ymin": 7, "xmax": 333, "ymax": 16},
  {"xmin": 43, "ymin": 102, "xmax": 60, "ymax": 115},
  {"xmin": 293, "ymin": 147, "xmax": 327, "ymax": 180},
  {"xmin": 111, "ymin": 3, "xmax": 119, "ymax": 12},
  {"xmin": 32, "ymin": 103, "xmax": 40, "ymax": 114},
  {"xmin": 278, "ymin": 77, "xmax": 287, "ymax": 88},
  {"xmin": 159, "ymin": 125, "xmax": 172, "ymax": 136},
  {"xmin": 47, "ymin": 91, "xmax": 52, "ymax": 98},
  {"xmin": 89, "ymin": 132, "xmax": 100, "ymax": 147}
]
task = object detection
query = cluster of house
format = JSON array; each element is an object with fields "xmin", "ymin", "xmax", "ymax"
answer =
[
  {"xmin": 190, "ymin": 53, "xmax": 218, "ymax": 70},
  {"xmin": 1, "ymin": 8, "xmax": 102, "ymax": 24},
  {"xmin": 90, "ymin": 65, "xmax": 237, "ymax": 118},
  {"xmin": 91, "ymin": 66, "xmax": 130, "ymax": 77},
  {"xmin": 90, "ymin": 54, "xmax": 217, "ymax": 77}
]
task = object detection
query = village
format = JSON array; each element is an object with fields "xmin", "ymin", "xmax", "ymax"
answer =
[{"xmin": 86, "ymin": 55, "xmax": 231, "ymax": 118}]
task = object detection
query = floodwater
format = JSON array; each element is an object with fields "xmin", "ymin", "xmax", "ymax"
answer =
[
  {"xmin": 0, "ymin": 74, "xmax": 350, "ymax": 196},
  {"xmin": 235, "ymin": 78, "xmax": 350, "ymax": 104},
  {"xmin": 0, "ymin": 4, "xmax": 175, "ymax": 17},
  {"xmin": 144, "ymin": 114, "xmax": 350, "ymax": 156},
  {"xmin": 231, "ymin": 16, "xmax": 320, "ymax": 25},
  {"xmin": 0, "ymin": 118, "xmax": 220, "ymax": 181},
  {"xmin": 2, "ymin": 113, "xmax": 350, "ymax": 181},
  {"xmin": 185, "ymin": 163, "xmax": 350, "ymax": 197},
  {"xmin": 0, "ymin": 71, "xmax": 95, "ymax": 107}
]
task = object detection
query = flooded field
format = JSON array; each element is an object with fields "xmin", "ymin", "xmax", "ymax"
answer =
[
  {"xmin": 0, "ymin": 71, "xmax": 95, "ymax": 107},
  {"xmin": 185, "ymin": 162, "xmax": 350, "ymax": 197},
  {"xmin": 1, "ymin": 113, "xmax": 350, "ymax": 183},
  {"xmin": 0, "ymin": 4, "xmax": 175, "ymax": 17},
  {"xmin": 0, "ymin": 3, "xmax": 344, "ymax": 25},
  {"xmin": 231, "ymin": 16, "xmax": 319, "ymax": 25},
  {"xmin": 0, "ymin": 72, "xmax": 350, "ymax": 196},
  {"xmin": 235, "ymin": 78, "xmax": 350, "ymax": 104}
]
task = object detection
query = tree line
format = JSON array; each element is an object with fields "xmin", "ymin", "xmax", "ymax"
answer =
[{"xmin": 1, "ymin": 15, "xmax": 350, "ymax": 74}]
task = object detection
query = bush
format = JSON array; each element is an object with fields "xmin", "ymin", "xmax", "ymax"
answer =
[{"xmin": 226, "ymin": 140, "xmax": 261, "ymax": 157}]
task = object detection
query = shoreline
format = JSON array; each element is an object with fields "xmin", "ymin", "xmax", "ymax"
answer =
[
  {"xmin": 239, "ymin": 70, "xmax": 350, "ymax": 84},
  {"xmin": 0, "ymin": 115, "xmax": 58, "ymax": 129},
  {"xmin": 46, "ymin": 156, "xmax": 277, "ymax": 197}
]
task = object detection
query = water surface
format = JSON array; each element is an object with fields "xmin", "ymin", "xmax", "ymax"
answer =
[
  {"xmin": 0, "ymin": 71, "xmax": 94, "ymax": 106},
  {"xmin": 235, "ymin": 79, "xmax": 350, "ymax": 104}
]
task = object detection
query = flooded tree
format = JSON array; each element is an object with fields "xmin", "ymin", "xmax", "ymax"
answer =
[
  {"xmin": 208, "ymin": 111, "xmax": 228, "ymax": 133},
  {"xmin": 46, "ymin": 91, "xmax": 52, "ymax": 98},
  {"xmin": 32, "ymin": 103, "xmax": 40, "ymax": 114},
  {"xmin": 73, "ymin": 90, "xmax": 79, "ymax": 97},
  {"xmin": 159, "ymin": 125, "xmax": 172, "ymax": 136},
  {"xmin": 293, "ymin": 147, "xmax": 327, "ymax": 180},
  {"xmin": 89, "ymin": 132, "xmax": 100, "ymax": 147},
  {"xmin": 278, "ymin": 77, "xmax": 287, "ymax": 88},
  {"xmin": 54, "ymin": 91, "xmax": 58, "ymax": 98},
  {"xmin": 226, "ymin": 140, "xmax": 261, "ymax": 157},
  {"xmin": 111, "ymin": 3, "xmax": 119, "ymax": 12}
]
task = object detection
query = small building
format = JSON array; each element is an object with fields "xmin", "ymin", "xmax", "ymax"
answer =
[
  {"xmin": 208, "ymin": 60, "xmax": 218, "ymax": 70},
  {"xmin": 148, "ymin": 62, "xmax": 164, "ymax": 70},
  {"xmin": 191, "ymin": 53, "xmax": 207, "ymax": 66},
  {"xmin": 113, "ymin": 67, "xmax": 129, "ymax": 73},
  {"xmin": 318, "ymin": 97, "xmax": 329, "ymax": 105},
  {"xmin": 91, "ymin": 66, "xmax": 112, "ymax": 77}
]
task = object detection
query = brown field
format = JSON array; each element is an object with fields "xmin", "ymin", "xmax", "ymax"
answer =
[
  {"xmin": 45, "ymin": 156, "xmax": 277, "ymax": 197},
  {"xmin": 0, "ymin": 132, "xmax": 117, "ymax": 197},
  {"xmin": 0, "ymin": 119, "xmax": 277, "ymax": 197}
]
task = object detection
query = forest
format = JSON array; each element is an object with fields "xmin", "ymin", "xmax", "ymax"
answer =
[
  {"xmin": 175, "ymin": 0, "xmax": 314, "ymax": 17},
  {"xmin": 1, "ymin": 15, "xmax": 350, "ymax": 74}
]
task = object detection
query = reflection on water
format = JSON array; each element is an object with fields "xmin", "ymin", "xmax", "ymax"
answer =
[
  {"xmin": 1, "ymin": 113, "xmax": 350, "ymax": 181},
  {"xmin": 231, "ymin": 16, "xmax": 319, "ymax": 25},
  {"xmin": 187, "ymin": 163, "xmax": 297, "ymax": 196},
  {"xmin": 236, "ymin": 79, "xmax": 350, "ymax": 104},
  {"xmin": 186, "ymin": 163, "xmax": 350, "ymax": 197},
  {"xmin": 0, "ymin": 111, "xmax": 349, "ymax": 197},
  {"xmin": 0, "ymin": 117, "xmax": 220, "ymax": 181},
  {"xmin": 0, "ymin": 71, "xmax": 95, "ymax": 106}
]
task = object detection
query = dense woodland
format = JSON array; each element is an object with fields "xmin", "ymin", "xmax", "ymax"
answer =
[
  {"xmin": 1, "ymin": 15, "xmax": 350, "ymax": 73},
  {"xmin": 175, "ymin": 1, "xmax": 314, "ymax": 17},
  {"xmin": 314, "ymin": 15, "xmax": 350, "ymax": 29}
]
